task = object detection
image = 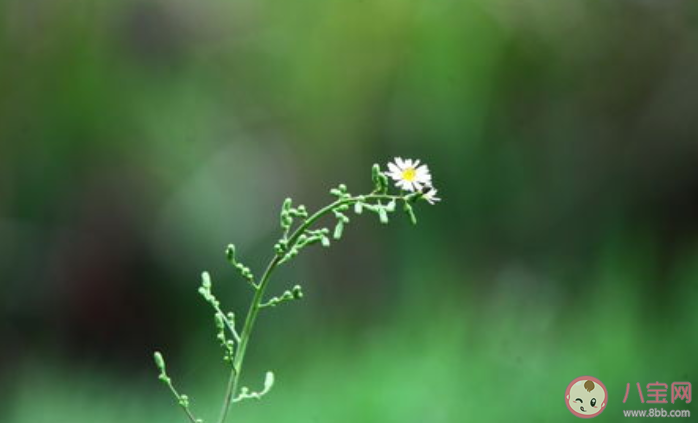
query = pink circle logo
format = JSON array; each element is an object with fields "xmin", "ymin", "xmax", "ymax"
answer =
[{"xmin": 565, "ymin": 376, "xmax": 607, "ymax": 418}]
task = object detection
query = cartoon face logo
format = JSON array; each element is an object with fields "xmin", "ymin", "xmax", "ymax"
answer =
[{"xmin": 565, "ymin": 376, "xmax": 607, "ymax": 418}]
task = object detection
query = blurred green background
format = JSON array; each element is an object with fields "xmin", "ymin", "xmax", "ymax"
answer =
[{"xmin": 1, "ymin": 0, "xmax": 697, "ymax": 421}]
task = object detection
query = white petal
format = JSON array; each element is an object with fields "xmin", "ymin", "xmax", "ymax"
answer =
[
  {"xmin": 402, "ymin": 180, "xmax": 416, "ymax": 191},
  {"xmin": 416, "ymin": 164, "xmax": 430, "ymax": 176},
  {"xmin": 387, "ymin": 162, "xmax": 400, "ymax": 174},
  {"xmin": 415, "ymin": 174, "xmax": 431, "ymax": 184},
  {"xmin": 387, "ymin": 170, "xmax": 402, "ymax": 180},
  {"xmin": 426, "ymin": 195, "xmax": 441, "ymax": 205},
  {"xmin": 423, "ymin": 187, "xmax": 441, "ymax": 204},
  {"xmin": 386, "ymin": 169, "xmax": 402, "ymax": 178},
  {"xmin": 395, "ymin": 157, "xmax": 406, "ymax": 168},
  {"xmin": 413, "ymin": 159, "xmax": 421, "ymax": 167}
]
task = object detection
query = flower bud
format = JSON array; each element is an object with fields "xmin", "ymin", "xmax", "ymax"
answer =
[
  {"xmin": 153, "ymin": 351, "xmax": 166, "ymax": 371},
  {"xmin": 179, "ymin": 395, "xmax": 189, "ymax": 407},
  {"xmin": 225, "ymin": 244, "xmax": 236, "ymax": 262},
  {"xmin": 214, "ymin": 313, "xmax": 224, "ymax": 329},
  {"xmin": 291, "ymin": 285, "xmax": 303, "ymax": 299},
  {"xmin": 264, "ymin": 371, "xmax": 275, "ymax": 391},
  {"xmin": 201, "ymin": 272, "xmax": 212, "ymax": 289},
  {"xmin": 321, "ymin": 236, "xmax": 330, "ymax": 247},
  {"xmin": 333, "ymin": 221, "xmax": 344, "ymax": 240},
  {"xmin": 403, "ymin": 202, "xmax": 417, "ymax": 225},
  {"xmin": 378, "ymin": 207, "xmax": 389, "ymax": 224},
  {"xmin": 371, "ymin": 164, "xmax": 381, "ymax": 183}
]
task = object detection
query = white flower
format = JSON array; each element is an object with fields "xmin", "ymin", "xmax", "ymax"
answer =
[
  {"xmin": 422, "ymin": 186, "xmax": 441, "ymax": 205},
  {"xmin": 387, "ymin": 157, "xmax": 432, "ymax": 192}
]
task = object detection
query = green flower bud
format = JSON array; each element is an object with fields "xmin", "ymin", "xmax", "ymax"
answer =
[
  {"xmin": 403, "ymin": 202, "xmax": 417, "ymax": 225},
  {"xmin": 153, "ymin": 351, "xmax": 166, "ymax": 371},
  {"xmin": 197, "ymin": 286, "xmax": 207, "ymax": 297},
  {"xmin": 379, "ymin": 174, "xmax": 389, "ymax": 192},
  {"xmin": 201, "ymin": 272, "xmax": 212, "ymax": 289},
  {"xmin": 225, "ymin": 244, "xmax": 236, "ymax": 262},
  {"xmin": 179, "ymin": 395, "xmax": 189, "ymax": 407},
  {"xmin": 371, "ymin": 164, "xmax": 381, "ymax": 185},
  {"xmin": 291, "ymin": 285, "xmax": 303, "ymax": 299},
  {"xmin": 378, "ymin": 207, "xmax": 389, "ymax": 224},
  {"xmin": 264, "ymin": 371, "xmax": 275, "ymax": 391},
  {"xmin": 333, "ymin": 221, "xmax": 344, "ymax": 240},
  {"xmin": 214, "ymin": 313, "xmax": 224, "ymax": 329}
]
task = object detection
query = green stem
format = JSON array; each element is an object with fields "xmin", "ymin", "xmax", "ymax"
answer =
[
  {"xmin": 216, "ymin": 193, "xmax": 400, "ymax": 423},
  {"xmin": 162, "ymin": 375, "xmax": 200, "ymax": 423}
]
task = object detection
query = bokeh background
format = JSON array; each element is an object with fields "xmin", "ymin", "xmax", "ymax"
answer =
[{"xmin": 2, "ymin": 0, "xmax": 697, "ymax": 421}]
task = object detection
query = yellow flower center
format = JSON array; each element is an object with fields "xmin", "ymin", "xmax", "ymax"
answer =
[{"xmin": 402, "ymin": 167, "xmax": 416, "ymax": 182}]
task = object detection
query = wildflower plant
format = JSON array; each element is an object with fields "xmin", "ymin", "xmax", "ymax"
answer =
[{"xmin": 153, "ymin": 158, "xmax": 440, "ymax": 423}]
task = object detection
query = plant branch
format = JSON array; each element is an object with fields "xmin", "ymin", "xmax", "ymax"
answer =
[{"xmin": 216, "ymin": 193, "xmax": 400, "ymax": 423}]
